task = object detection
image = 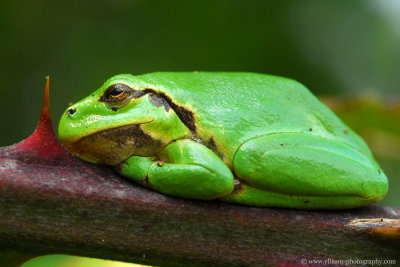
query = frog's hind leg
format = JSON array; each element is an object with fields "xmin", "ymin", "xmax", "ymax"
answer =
[{"xmin": 220, "ymin": 133, "xmax": 388, "ymax": 209}]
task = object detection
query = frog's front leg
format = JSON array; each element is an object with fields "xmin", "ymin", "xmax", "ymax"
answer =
[{"xmin": 117, "ymin": 139, "xmax": 234, "ymax": 200}]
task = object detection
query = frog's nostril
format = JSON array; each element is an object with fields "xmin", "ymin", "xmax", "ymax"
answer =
[{"xmin": 67, "ymin": 108, "xmax": 76, "ymax": 116}]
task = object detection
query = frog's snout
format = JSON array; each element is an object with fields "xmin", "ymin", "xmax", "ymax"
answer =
[
  {"xmin": 67, "ymin": 107, "xmax": 76, "ymax": 116},
  {"xmin": 58, "ymin": 103, "xmax": 82, "ymax": 146}
]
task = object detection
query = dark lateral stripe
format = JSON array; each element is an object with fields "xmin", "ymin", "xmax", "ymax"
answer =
[{"xmin": 134, "ymin": 88, "xmax": 197, "ymax": 134}]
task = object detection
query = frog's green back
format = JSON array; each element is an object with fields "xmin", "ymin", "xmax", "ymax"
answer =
[{"xmin": 134, "ymin": 72, "xmax": 370, "ymax": 166}]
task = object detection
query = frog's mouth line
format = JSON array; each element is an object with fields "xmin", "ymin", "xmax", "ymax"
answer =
[{"xmin": 63, "ymin": 121, "xmax": 164, "ymax": 165}]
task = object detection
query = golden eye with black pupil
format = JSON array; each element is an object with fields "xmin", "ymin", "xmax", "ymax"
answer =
[
  {"xmin": 100, "ymin": 83, "xmax": 133, "ymax": 109},
  {"xmin": 109, "ymin": 88, "xmax": 124, "ymax": 96}
]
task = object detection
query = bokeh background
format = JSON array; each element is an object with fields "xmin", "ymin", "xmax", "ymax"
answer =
[{"xmin": 1, "ymin": 0, "xmax": 399, "ymax": 266}]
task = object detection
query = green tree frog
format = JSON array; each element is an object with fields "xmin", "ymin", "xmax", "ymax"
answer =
[{"xmin": 58, "ymin": 72, "xmax": 388, "ymax": 209}]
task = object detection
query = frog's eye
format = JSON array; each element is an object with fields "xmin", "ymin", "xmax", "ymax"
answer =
[{"xmin": 100, "ymin": 84, "xmax": 133, "ymax": 110}]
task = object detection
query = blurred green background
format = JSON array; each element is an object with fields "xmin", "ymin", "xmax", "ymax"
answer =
[
  {"xmin": 22, "ymin": 255, "xmax": 143, "ymax": 267},
  {"xmin": 1, "ymin": 0, "xmax": 399, "ymax": 266}
]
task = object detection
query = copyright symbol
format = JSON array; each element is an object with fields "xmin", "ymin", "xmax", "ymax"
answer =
[{"xmin": 301, "ymin": 259, "xmax": 307, "ymax": 265}]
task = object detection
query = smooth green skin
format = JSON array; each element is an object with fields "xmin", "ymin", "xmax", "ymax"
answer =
[{"xmin": 58, "ymin": 72, "xmax": 388, "ymax": 209}]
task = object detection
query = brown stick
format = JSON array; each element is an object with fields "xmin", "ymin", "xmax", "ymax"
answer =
[{"xmin": 0, "ymin": 144, "xmax": 399, "ymax": 267}]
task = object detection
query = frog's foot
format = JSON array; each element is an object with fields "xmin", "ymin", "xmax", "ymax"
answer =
[
  {"xmin": 116, "ymin": 139, "xmax": 234, "ymax": 200},
  {"xmin": 222, "ymin": 133, "xmax": 388, "ymax": 209}
]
